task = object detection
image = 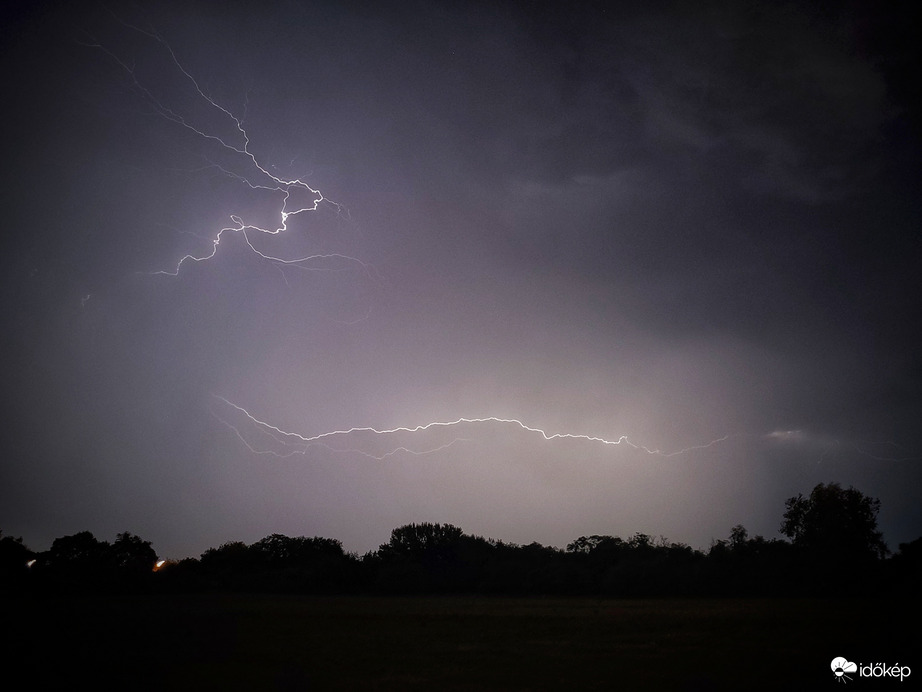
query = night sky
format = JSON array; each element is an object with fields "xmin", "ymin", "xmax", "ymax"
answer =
[{"xmin": 2, "ymin": 0, "xmax": 920, "ymax": 560}]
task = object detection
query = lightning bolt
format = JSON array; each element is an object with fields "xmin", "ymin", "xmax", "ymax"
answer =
[
  {"xmin": 82, "ymin": 18, "xmax": 372, "ymax": 280},
  {"xmin": 211, "ymin": 395, "xmax": 733, "ymax": 461},
  {"xmin": 214, "ymin": 397, "xmax": 919, "ymax": 464},
  {"xmin": 89, "ymin": 20, "xmax": 918, "ymax": 469}
]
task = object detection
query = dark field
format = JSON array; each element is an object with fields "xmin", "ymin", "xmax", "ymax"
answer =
[{"xmin": 8, "ymin": 594, "xmax": 917, "ymax": 690}]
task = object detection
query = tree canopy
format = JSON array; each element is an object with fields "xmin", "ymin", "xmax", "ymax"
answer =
[
  {"xmin": 3, "ymin": 482, "xmax": 917, "ymax": 596},
  {"xmin": 780, "ymin": 482, "xmax": 888, "ymax": 561}
]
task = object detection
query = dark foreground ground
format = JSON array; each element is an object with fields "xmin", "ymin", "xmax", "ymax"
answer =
[{"xmin": 6, "ymin": 594, "xmax": 918, "ymax": 690}]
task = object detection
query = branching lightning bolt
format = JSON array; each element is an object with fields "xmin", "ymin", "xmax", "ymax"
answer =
[
  {"xmin": 211, "ymin": 396, "xmax": 732, "ymax": 461},
  {"xmin": 214, "ymin": 398, "xmax": 919, "ymax": 464},
  {"xmin": 82, "ymin": 19, "xmax": 371, "ymax": 279},
  {"xmin": 89, "ymin": 20, "xmax": 919, "ymax": 470}
]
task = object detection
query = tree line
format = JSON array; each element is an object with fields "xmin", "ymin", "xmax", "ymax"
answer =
[{"xmin": 3, "ymin": 482, "xmax": 920, "ymax": 597}]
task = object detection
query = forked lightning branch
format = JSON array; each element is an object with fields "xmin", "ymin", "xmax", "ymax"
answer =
[
  {"xmin": 89, "ymin": 20, "xmax": 916, "ymax": 468},
  {"xmin": 83, "ymin": 18, "xmax": 368, "ymax": 278}
]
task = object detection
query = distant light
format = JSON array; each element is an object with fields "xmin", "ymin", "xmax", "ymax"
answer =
[
  {"xmin": 153, "ymin": 560, "xmax": 166, "ymax": 571},
  {"xmin": 26, "ymin": 560, "xmax": 36, "ymax": 568},
  {"xmin": 766, "ymin": 429, "xmax": 804, "ymax": 441}
]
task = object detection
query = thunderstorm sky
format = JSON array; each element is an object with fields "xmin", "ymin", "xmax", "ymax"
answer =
[{"xmin": 2, "ymin": 0, "xmax": 920, "ymax": 559}]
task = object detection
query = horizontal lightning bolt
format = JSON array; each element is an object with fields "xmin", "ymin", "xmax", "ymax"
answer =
[
  {"xmin": 214, "ymin": 398, "xmax": 918, "ymax": 463},
  {"xmin": 211, "ymin": 395, "xmax": 732, "ymax": 461}
]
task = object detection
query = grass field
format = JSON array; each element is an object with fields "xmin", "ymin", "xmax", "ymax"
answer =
[{"xmin": 8, "ymin": 594, "xmax": 917, "ymax": 690}]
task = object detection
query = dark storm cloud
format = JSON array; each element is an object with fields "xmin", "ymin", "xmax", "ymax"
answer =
[
  {"xmin": 451, "ymin": 2, "xmax": 921, "ymax": 453},
  {"xmin": 1, "ymin": 0, "xmax": 919, "ymax": 558}
]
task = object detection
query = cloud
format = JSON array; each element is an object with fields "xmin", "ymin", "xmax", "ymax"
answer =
[
  {"xmin": 612, "ymin": 3, "xmax": 891, "ymax": 202},
  {"xmin": 831, "ymin": 657, "xmax": 857, "ymax": 674}
]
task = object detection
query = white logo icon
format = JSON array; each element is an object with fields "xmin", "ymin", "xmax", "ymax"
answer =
[{"xmin": 831, "ymin": 657, "xmax": 857, "ymax": 683}]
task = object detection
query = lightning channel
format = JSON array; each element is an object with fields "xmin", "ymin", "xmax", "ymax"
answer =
[
  {"xmin": 211, "ymin": 395, "xmax": 733, "ymax": 461},
  {"xmin": 214, "ymin": 398, "xmax": 919, "ymax": 463},
  {"xmin": 82, "ymin": 18, "xmax": 371, "ymax": 280}
]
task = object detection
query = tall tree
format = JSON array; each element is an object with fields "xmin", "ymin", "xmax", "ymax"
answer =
[
  {"xmin": 378, "ymin": 523, "xmax": 464, "ymax": 562},
  {"xmin": 0, "ymin": 531, "xmax": 33, "ymax": 584},
  {"xmin": 780, "ymin": 482, "xmax": 888, "ymax": 561},
  {"xmin": 111, "ymin": 532, "xmax": 157, "ymax": 575}
]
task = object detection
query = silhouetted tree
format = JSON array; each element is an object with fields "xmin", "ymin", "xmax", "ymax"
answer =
[
  {"xmin": 34, "ymin": 531, "xmax": 113, "ymax": 590},
  {"xmin": 0, "ymin": 531, "xmax": 33, "ymax": 586},
  {"xmin": 251, "ymin": 534, "xmax": 355, "ymax": 592},
  {"xmin": 153, "ymin": 557, "xmax": 206, "ymax": 592},
  {"xmin": 111, "ymin": 531, "xmax": 158, "ymax": 576},
  {"xmin": 780, "ymin": 483, "xmax": 888, "ymax": 594},
  {"xmin": 200, "ymin": 541, "xmax": 254, "ymax": 569},
  {"xmin": 627, "ymin": 532, "xmax": 654, "ymax": 552},
  {"xmin": 567, "ymin": 535, "xmax": 625, "ymax": 556},
  {"xmin": 893, "ymin": 537, "xmax": 922, "ymax": 566},
  {"xmin": 781, "ymin": 482, "xmax": 888, "ymax": 560},
  {"xmin": 729, "ymin": 524, "xmax": 749, "ymax": 550},
  {"xmin": 707, "ymin": 525, "xmax": 797, "ymax": 596},
  {"xmin": 195, "ymin": 535, "xmax": 359, "ymax": 592},
  {"xmin": 250, "ymin": 534, "xmax": 344, "ymax": 566},
  {"xmin": 198, "ymin": 541, "xmax": 258, "ymax": 589},
  {"xmin": 47, "ymin": 531, "xmax": 110, "ymax": 564},
  {"xmin": 886, "ymin": 537, "xmax": 922, "ymax": 594},
  {"xmin": 374, "ymin": 523, "xmax": 467, "ymax": 593},
  {"xmin": 378, "ymin": 523, "xmax": 464, "ymax": 561},
  {"xmin": 17, "ymin": 488, "xmax": 907, "ymax": 597}
]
